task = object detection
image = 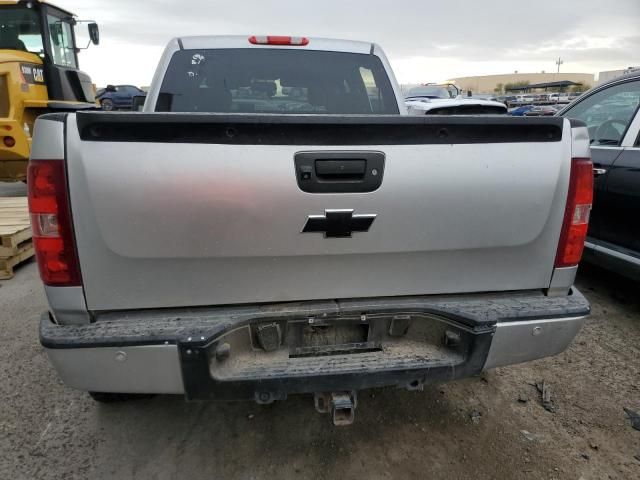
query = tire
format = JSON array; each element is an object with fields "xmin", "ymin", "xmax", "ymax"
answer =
[
  {"xmin": 100, "ymin": 98, "xmax": 114, "ymax": 111},
  {"xmin": 89, "ymin": 391, "xmax": 155, "ymax": 403}
]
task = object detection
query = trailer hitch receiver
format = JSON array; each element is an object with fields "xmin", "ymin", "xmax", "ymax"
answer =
[{"xmin": 314, "ymin": 391, "xmax": 358, "ymax": 426}]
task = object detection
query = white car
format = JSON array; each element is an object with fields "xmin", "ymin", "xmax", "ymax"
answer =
[
  {"xmin": 406, "ymin": 97, "xmax": 508, "ymax": 115},
  {"xmin": 405, "ymin": 85, "xmax": 507, "ymax": 115}
]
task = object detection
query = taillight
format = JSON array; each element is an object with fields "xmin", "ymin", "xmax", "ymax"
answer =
[
  {"xmin": 248, "ymin": 35, "xmax": 309, "ymax": 46},
  {"xmin": 27, "ymin": 160, "xmax": 81, "ymax": 286},
  {"xmin": 555, "ymin": 158, "xmax": 593, "ymax": 268}
]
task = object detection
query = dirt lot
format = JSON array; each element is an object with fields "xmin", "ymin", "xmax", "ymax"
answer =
[{"xmin": 1, "ymin": 183, "xmax": 639, "ymax": 480}]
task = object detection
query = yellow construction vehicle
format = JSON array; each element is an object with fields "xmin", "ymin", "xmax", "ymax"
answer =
[{"xmin": 0, "ymin": 0, "xmax": 99, "ymax": 181}]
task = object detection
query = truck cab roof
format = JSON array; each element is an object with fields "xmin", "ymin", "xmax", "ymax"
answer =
[{"xmin": 176, "ymin": 35, "xmax": 375, "ymax": 55}]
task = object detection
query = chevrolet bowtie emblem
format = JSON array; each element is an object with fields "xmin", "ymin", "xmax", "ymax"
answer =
[{"xmin": 302, "ymin": 209, "xmax": 376, "ymax": 238}]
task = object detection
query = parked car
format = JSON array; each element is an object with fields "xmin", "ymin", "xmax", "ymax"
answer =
[
  {"xmin": 525, "ymin": 105, "xmax": 561, "ymax": 116},
  {"xmin": 498, "ymin": 95, "xmax": 517, "ymax": 106},
  {"xmin": 509, "ymin": 105, "xmax": 535, "ymax": 116},
  {"xmin": 547, "ymin": 93, "xmax": 560, "ymax": 103},
  {"xmin": 406, "ymin": 87, "xmax": 507, "ymax": 115},
  {"xmin": 406, "ymin": 97, "xmax": 508, "ymax": 115},
  {"xmin": 30, "ymin": 35, "xmax": 590, "ymax": 425},
  {"xmin": 557, "ymin": 71, "xmax": 640, "ymax": 279},
  {"xmin": 510, "ymin": 94, "xmax": 537, "ymax": 105},
  {"xmin": 96, "ymin": 84, "xmax": 146, "ymax": 110},
  {"xmin": 405, "ymin": 85, "xmax": 453, "ymax": 100},
  {"xmin": 559, "ymin": 92, "xmax": 583, "ymax": 103}
]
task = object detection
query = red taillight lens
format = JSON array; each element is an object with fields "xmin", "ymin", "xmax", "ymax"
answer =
[
  {"xmin": 555, "ymin": 158, "xmax": 593, "ymax": 268},
  {"xmin": 27, "ymin": 160, "xmax": 81, "ymax": 286},
  {"xmin": 248, "ymin": 35, "xmax": 309, "ymax": 46}
]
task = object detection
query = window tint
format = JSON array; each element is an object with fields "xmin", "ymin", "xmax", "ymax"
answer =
[
  {"xmin": 0, "ymin": 8, "xmax": 43, "ymax": 54},
  {"xmin": 157, "ymin": 49, "xmax": 399, "ymax": 114},
  {"xmin": 562, "ymin": 80, "xmax": 640, "ymax": 146},
  {"xmin": 47, "ymin": 14, "xmax": 76, "ymax": 68}
]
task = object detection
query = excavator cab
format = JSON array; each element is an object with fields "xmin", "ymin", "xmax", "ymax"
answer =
[{"xmin": 0, "ymin": 0, "xmax": 99, "ymax": 181}]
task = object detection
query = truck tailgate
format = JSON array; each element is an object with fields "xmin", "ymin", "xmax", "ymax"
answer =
[{"xmin": 66, "ymin": 113, "xmax": 571, "ymax": 311}]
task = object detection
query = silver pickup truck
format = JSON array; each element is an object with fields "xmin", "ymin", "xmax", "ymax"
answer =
[{"xmin": 31, "ymin": 36, "xmax": 592, "ymax": 425}]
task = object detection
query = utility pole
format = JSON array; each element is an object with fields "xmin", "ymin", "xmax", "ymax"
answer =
[{"xmin": 556, "ymin": 57, "xmax": 564, "ymax": 73}]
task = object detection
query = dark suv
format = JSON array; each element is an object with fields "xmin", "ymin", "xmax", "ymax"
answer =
[
  {"xmin": 558, "ymin": 71, "xmax": 640, "ymax": 279},
  {"xmin": 96, "ymin": 84, "xmax": 146, "ymax": 111}
]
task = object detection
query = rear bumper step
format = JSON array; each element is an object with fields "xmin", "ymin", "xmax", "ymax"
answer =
[{"xmin": 40, "ymin": 290, "xmax": 589, "ymax": 400}]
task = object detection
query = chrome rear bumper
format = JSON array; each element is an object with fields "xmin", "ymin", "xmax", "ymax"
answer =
[{"xmin": 483, "ymin": 315, "xmax": 587, "ymax": 369}]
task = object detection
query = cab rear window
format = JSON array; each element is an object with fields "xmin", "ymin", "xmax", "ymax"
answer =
[{"xmin": 156, "ymin": 48, "xmax": 399, "ymax": 114}]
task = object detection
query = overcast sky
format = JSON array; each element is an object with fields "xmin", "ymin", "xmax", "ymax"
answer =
[{"xmin": 64, "ymin": 0, "xmax": 640, "ymax": 87}]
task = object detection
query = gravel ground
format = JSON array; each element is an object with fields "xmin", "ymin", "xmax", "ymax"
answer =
[{"xmin": 1, "ymin": 182, "xmax": 639, "ymax": 479}]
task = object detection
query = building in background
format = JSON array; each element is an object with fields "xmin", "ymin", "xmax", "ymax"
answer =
[
  {"xmin": 445, "ymin": 72, "xmax": 594, "ymax": 94},
  {"xmin": 597, "ymin": 67, "xmax": 639, "ymax": 85}
]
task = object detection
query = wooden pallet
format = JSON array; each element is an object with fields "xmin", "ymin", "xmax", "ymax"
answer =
[
  {"xmin": 0, "ymin": 241, "xmax": 34, "ymax": 279},
  {"xmin": 0, "ymin": 197, "xmax": 34, "ymax": 279}
]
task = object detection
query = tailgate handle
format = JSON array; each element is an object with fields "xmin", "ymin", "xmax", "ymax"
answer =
[
  {"xmin": 315, "ymin": 159, "xmax": 366, "ymax": 179},
  {"xmin": 294, "ymin": 151, "xmax": 385, "ymax": 194}
]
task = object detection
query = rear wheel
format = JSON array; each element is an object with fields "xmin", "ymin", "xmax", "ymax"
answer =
[
  {"xmin": 89, "ymin": 391, "xmax": 155, "ymax": 403},
  {"xmin": 100, "ymin": 98, "xmax": 114, "ymax": 111}
]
